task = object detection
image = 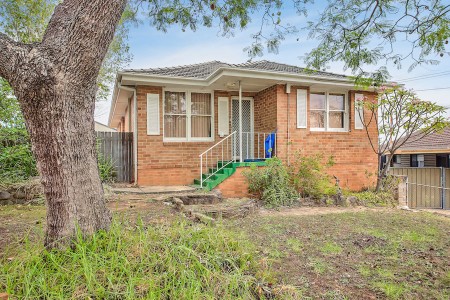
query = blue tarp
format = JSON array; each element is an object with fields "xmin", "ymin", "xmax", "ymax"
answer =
[{"xmin": 265, "ymin": 132, "xmax": 276, "ymax": 158}]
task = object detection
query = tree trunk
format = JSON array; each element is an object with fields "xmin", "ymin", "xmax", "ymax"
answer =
[
  {"xmin": 0, "ymin": 0, "xmax": 126, "ymax": 248},
  {"xmin": 21, "ymin": 86, "xmax": 111, "ymax": 247},
  {"xmin": 376, "ymin": 153, "xmax": 392, "ymax": 192}
]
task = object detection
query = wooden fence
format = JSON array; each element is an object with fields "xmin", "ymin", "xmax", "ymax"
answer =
[
  {"xmin": 96, "ymin": 132, "xmax": 133, "ymax": 183},
  {"xmin": 390, "ymin": 167, "xmax": 449, "ymax": 209}
]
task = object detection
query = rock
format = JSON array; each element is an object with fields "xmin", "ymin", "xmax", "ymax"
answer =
[
  {"xmin": 347, "ymin": 196, "xmax": 359, "ymax": 206},
  {"xmin": 211, "ymin": 188, "xmax": 222, "ymax": 198},
  {"xmin": 170, "ymin": 193, "xmax": 222, "ymax": 205},
  {"xmin": 334, "ymin": 195, "xmax": 348, "ymax": 207},
  {"xmin": 13, "ymin": 190, "xmax": 27, "ymax": 199},
  {"xmin": 188, "ymin": 211, "xmax": 216, "ymax": 225},
  {"xmin": 0, "ymin": 200, "xmax": 14, "ymax": 206},
  {"xmin": 0, "ymin": 191, "xmax": 11, "ymax": 200},
  {"xmin": 14, "ymin": 198, "xmax": 27, "ymax": 205},
  {"xmin": 172, "ymin": 197, "xmax": 185, "ymax": 212},
  {"xmin": 201, "ymin": 199, "xmax": 258, "ymax": 219}
]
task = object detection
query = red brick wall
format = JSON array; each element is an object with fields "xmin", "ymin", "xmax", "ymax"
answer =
[
  {"xmin": 135, "ymin": 87, "xmax": 257, "ymax": 185},
  {"xmin": 134, "ymin": 84, "xmax": 378, "ymax": 191},
  {"xmin": 215, "ymin": 168, "xmax": 251, "ymax": 198},
  {"xmin": 254, "ymin": 85, "xmax": 278, "ymax": 133},
  {"xmin": 275, "ymin": 85, "xmax": 378, "ymax": 190}
]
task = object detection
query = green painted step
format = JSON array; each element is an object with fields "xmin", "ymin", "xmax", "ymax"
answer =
[
  {"xmin": 194, "ymin": 160, "xmax": 267, "ymax": 191},
  {"xmin": 194, "ymin": 164, "xmax": 236, "ymax": 191}
]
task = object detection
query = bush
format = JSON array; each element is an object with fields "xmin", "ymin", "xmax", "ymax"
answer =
[
  {"xmin": 289, "ymin": 152, "xmax": 336, "ymax": 198},
  {"xmin": 97, "ymin": 152, "xmax": 116, "ymax": 183},
  {"xmin": 243, "ymin": 158, "xmax": 297, "ymax": 208},
  {"xmin": 0, "ymin": 128, "xmax": 37, "ymax": 183},
  {"xmin": 0, "ymin": 219, "xmax": 261, "ymax": 299}
]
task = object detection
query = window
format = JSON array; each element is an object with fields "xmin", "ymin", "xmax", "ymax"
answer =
[
  {"xmin": 163, "ymin": 90, "xmax": 213, "ymax": 141},
  {"xmin": 164, "ymin": 92, "xmax": 186, "ymax": 138},
  {"xmin": 411, "ymin": 154, "xmax": 424, "ymax": 167},
  {"xmin": 310, "ymin": 92, "xmax": 347, "ymax": 131},
  {"xmin": 191, "ymin": 93, "xmax": 212, "ymax": 138}
]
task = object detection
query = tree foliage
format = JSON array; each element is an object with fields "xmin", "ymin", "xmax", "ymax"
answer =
[
  {"xmin": 304, "ymin": 0, "xmax": 450, "ymax": 81},
  {"xmin": 358, "ymin": 85, "xmax": 449, "ymax": 191},
  {"xmin": 138, "ymin": 0, "xmax": 450, "ymax": 82}
]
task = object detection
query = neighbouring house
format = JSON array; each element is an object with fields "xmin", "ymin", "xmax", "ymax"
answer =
[
  {"xmin": 389, "ymin": 128, "xmax": 450, "ymax": 168},
  {"xmin": 95, "ymin": 121, "xmax": 117, "ymax": 132},
  {"xmin": 108, "ymin": 60, "xmax": 378, "ymax": 197}
]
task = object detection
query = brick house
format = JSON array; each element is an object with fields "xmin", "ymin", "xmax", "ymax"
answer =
[{"xmin": 108, "ymin": 60, "xmax": 378, "ymax": 197}]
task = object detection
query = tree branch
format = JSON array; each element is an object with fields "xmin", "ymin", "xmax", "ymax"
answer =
[
  {"xmin": 0, "ymin": 33, "xmax": 29, "ymax": 84},
  {"xmin": 41, "ymin": 0, "xmax": 127, "ymax": 83}
]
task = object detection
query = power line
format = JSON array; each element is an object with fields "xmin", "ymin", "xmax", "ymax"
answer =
[
  {"xmin": 398, "ymin": 71, "xmax": 450, "ymax": 82},
  {"xmin": 396, "ymin": 70, "xmax": 450, "ymax": 81},
  {"xmin": 414, "ymin": 86, "xmax": 450, "ymax": 92}
]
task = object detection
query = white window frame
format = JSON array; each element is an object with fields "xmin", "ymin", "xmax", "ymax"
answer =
[
  {"xmin": 417, "ymin": 154, "xmax": 425, "ymax": 168},
  {"xmin": 162, "ymin": 88, "xmax": 214, "ymax": 142},
  {"xmin": 309, "ymin": 91, "xmax": 349, "ymax": 132}
]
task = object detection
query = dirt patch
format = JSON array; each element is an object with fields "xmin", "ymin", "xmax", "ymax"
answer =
[
  {"xmin": 259, "ymin": 205, "xmax": 381, "ymax": 216},
  {"xmin": 352, "ymin": 234, "xmax": 387, "ymax": 248}
]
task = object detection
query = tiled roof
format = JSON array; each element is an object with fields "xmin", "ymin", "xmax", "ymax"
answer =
[
  {"xmin": 398, "ymin": 127, "xmax": 450, "ymax": 151},
  {"xmin": 123, "ymin": 60, "xmax": 348, "ymax": 80}
]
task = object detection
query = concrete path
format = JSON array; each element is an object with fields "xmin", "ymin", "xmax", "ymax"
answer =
[{"xmin": 112, "ymin": 185, "xmax": 197, "ymax": 195}]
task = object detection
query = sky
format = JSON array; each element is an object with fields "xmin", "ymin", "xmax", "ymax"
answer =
[{"xmin": 94, "ymin": 3, "xmax": 450, "ymax": 125}]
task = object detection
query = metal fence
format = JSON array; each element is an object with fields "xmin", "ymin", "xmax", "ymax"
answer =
[
  {"xmin": 96, "ymin": 131, "xmax": 133, "ymax": 183},
  {"xmin": 390, "ymin": 167, "xmax": 449, "ymax": 209}
]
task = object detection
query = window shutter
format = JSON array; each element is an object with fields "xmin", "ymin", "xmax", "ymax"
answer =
[
  {"xmin": 147, "ymin": 93, "xmax": 160, "ymax": 135},
  {"xmin": 354, "ymin": 93, "xmax": 364, "ymax": 130},
  {"xmin": 218, "ymin": 97, "xmax": 229, "ymax": 136},
  {"xmin": 297, "ymin": 89, "xmax": 307, "ymax": 128}
]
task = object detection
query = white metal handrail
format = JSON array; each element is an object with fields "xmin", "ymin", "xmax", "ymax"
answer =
[
  {"xmin": 240, "ymin": 131, "xmax": 277, "ymax": 160},
  {"xmin": 199, "ymin": 131, "xmax": 237, "ymax": 187}
]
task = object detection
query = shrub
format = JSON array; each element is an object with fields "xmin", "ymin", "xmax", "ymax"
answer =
[
  {"xmin": 289, "ymin": 152, "xmax": 336, "ymax": 198},
  {"xmin": 0, "ymin": 128, "xmax": 37, "ymax": 183},
  {"xmin": 0, "ymin": 219, "xmax": 262, "ymax": 299},
  {"xmin": 97, "ymin": 152, "xmax": 116, "ymax": 183},
  {"xmin": 243, "ymin": 157, "xmax": 297, "ymax": 208}
]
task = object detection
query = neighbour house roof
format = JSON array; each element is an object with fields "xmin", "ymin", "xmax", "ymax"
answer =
[
  {"xmin": 396, "ymin": 127, "xmax": 450, "ymax": 154},
  {"xmin": 95, "ymin": 121, "xmax": 117, "ymax": 132},
  {"xmin": 122, "ymin": 60, "xmax": 349, "ymax": 80}
]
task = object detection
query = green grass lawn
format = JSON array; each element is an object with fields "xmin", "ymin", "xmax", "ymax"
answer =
[
  {"xmin": 1, "ymin": 202, "xmax": 449, "ymax": 299},
  {"xmin": 229, "ymin": 210, "xmax": 450, "ymax": 299}
]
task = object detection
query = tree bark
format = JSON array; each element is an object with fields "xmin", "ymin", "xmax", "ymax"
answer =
[
  {"xmin": 0, "ymin": 0, "xmax": 126, "ymax": 248},
  {"xmin": 376, "ymin": 153, "xmax": 393, "ymax": 192}
]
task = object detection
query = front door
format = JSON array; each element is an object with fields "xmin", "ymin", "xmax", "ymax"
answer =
[{"xmin": 232, "ymin": 98, "xmax": 253, "ymax": 161}]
